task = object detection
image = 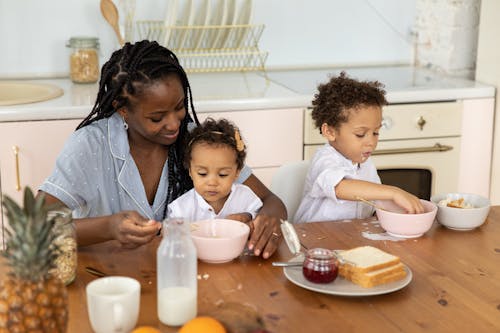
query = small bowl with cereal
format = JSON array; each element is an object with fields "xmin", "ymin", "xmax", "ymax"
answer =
[{"xmin": 430, "ymin": 193, "xmax": 491, "ymax": 231}]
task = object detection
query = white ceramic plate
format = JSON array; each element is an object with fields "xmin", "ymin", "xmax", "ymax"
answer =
[
  {"xmin": 283, "ymin": 259, "xmax": 413, "ymax": 297},
  {"xmin": 232, "ymin": 0, "xmax": 253, "ymax": 48},
  {"xmin": 218, "ymin": 0, "xmax": 237, "ymax": 48},
  {"xmin": 175, "ymin": 0, "xmax": 193, "ymax": 48},
  {"xmin": 162, "ymin": 0, "xmax": 179, "ymax": 47},
  {"xmin": 192, "ymin": 0, "xmax": 211, "ymax": 49},
  {"xmin": 206, "ymin": 0, "xmax": 227, "ymax": 48}
]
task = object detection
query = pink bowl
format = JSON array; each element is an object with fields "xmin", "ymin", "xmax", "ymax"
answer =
[
  {"xmin": 375, "ymin": 199, "xmax": 437, "ymax": 238},
  {"xmin": 190, "ymin": 219, "xmax": 250, "ymax": 263}
]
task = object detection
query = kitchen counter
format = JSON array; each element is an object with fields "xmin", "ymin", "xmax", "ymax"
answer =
[
  {"xmin": 264, "ymin": 65, "xmax": 495, "ymax": 104},
  {"xmin": 0, "ymin": 72, "xmax": 303, "ymax": 122},
  {"xmin": 0, "ymin": 65, "xmax": 495, "ymax": 122}
]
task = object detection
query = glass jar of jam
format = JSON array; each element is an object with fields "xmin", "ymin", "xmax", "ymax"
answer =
[{"xmin": 302, "ymin": 248, "xmax": 338, "ymax": 284}]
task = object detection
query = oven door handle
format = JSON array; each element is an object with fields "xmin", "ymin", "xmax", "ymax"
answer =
[{"xmin": 373, "ymin": 143, "xmax": 453, "ymax": 156}]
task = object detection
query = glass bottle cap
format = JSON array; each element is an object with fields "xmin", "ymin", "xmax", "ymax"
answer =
[{"xmin": 280, "ymin": 219, "xmax": 301, "ymax": 255}]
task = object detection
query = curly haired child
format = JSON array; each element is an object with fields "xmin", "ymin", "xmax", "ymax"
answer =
[
  {"xmin": 294, "ymin": 72, "xmax": 424, "ymax": 223},
  {"xmin": 168, "ymin": 118, "xmax": 263, "ymax": 223}
]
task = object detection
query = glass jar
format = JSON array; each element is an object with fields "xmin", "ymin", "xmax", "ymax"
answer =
[
  {"xmin": 66, "ymin": 36, "xmax": 100, "ymax": 83},
  {"xmin": 48, "ymin": 208, "xmax": 77, "ymax": 285},
  {"xmin": 302, "ymin": 248, "xmax": 338, "ymax": 284},
  {"xmin": 157, "ymin": 217, "xmax": 197, "ymax": 326}
]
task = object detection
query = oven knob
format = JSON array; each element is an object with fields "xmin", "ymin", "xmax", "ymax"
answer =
[{"xmin": 381, "ymin": 117, "xmax": 393, "ymax": 130}]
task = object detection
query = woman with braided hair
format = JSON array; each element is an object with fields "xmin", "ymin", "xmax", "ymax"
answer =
[{"xmin": 39, "ymin": 40, "xmax": 286, "ymax": 258}]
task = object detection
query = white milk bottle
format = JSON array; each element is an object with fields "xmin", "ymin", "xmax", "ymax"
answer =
[{"xmin": 157, "ymin": 217, "xmax": 197, "ymax": 326}]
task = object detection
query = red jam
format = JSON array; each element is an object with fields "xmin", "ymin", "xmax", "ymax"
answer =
[{"xmin": 302, "ymin": 248, "xmax": 338, "ymax": 284}]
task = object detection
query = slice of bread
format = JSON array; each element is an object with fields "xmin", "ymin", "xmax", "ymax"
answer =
[
  {"xmin": 337, "ymin": 246, "xmax": 407, "ymax": 288},
  {"xmin": 340, "ymin": 262, "xmax": 404, "ymax": 280},
  {"xmin": 337, "ymin": 246, "xmax": 401, "ymax": 274},
  {"xmin": 352, "ymin": 267, "xmax": 407, "ymax": 288},
  {"xmin": 342, "ymin": 263, "xmax": 407, "ymax": 288}
]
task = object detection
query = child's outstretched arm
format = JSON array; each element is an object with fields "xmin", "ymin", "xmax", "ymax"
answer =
[{"xmin": 335, "ymin": 179, "xmax": 425, "ymax": 214}]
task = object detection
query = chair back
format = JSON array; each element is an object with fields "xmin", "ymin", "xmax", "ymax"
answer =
[{"xmin": 271, "ymin": 160, "xmax": 310, "ymax": 223}]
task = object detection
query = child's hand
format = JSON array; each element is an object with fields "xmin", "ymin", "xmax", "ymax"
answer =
[
  {"xmin": 224, "ymin": 213, "xmax": 253, "ymax": 224},
  {"xmin": 391, "ymin": 188, "xmax": 425, "ymax": 214}
]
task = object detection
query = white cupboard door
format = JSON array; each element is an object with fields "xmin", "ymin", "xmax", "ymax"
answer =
[
  {"xmin": 0, "ymin": 119, "xmax": 81, "ymax": 205},
  {"xmin": 198, "ymin": 108, "xmax": 304, "ymax": 174}
]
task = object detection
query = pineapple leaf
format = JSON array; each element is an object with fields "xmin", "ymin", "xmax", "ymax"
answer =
[
  {"xmin": 23, "ymin": 186, "xmax": 36, "ymax": 218},
  {"xmin": 1, "ymin": 187, "xmax": 65, "ymax": 280}
]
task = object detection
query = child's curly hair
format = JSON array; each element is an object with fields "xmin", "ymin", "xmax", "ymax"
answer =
[
  {"xmin": 311, "ymin": 71, "xmax": 387, "ymax": 132},
  {"xmin": 185, "ymin": 118, "xmax": 247, "ymax": 170}
]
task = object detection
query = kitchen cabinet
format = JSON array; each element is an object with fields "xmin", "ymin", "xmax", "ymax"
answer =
[
  {"xmin": 0, "ymin": 119, "xmax": 81, "ymax": 246},
  {"xmin": 0, "ymin": 119, "xmax": 81, "ymax": 203},
  {"xmin": 0, "ymin": 107, "xmax": 303, "ymax": 243},
  {"xmin": 198, "ymin": 108, "xmax": 304, "ymax": 186}
]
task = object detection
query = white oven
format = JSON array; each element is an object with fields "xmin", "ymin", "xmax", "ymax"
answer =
[{"xmin": 303, "ymin": 101, "xmax": 462, "ymax": 199}]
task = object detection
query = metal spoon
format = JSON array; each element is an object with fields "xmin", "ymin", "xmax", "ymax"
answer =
[
  {"xmin": 272, "ymin": 261, "xmax": 303, "ymax": 267},
  {"xmin": 272, "ymin": 250, "xmax": 355, "ymax": 267}
]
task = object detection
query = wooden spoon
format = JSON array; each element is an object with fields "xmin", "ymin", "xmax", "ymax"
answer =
[
  {"xmin": 100, "ymin": 0, "xmax": 125, "ymax": 46},
  {"xmin": 355, "ymin": 196, "xmax": 386, "ymax": 211}
]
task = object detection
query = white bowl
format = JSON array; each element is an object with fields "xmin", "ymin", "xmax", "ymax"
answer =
[
  {"xmin": 375, "ymin": 199, "xmax": 437, "ymax": 238},
  {"xmin": 190, "ymin": 219, "xmax": 250, "ymax": 263},
  {"xmin": 430, "ymin": 193, "xmax": 490, "ymax": 231}
]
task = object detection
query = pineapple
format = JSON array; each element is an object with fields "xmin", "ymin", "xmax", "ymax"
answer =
[{"xmin": 0, "ymin": 187, "xmax": 68, "ymax": 333}]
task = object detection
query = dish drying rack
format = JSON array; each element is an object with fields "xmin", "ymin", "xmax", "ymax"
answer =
[{"xmin": 136, "ymin": 21, "xmax": 268, "ymax": 73}]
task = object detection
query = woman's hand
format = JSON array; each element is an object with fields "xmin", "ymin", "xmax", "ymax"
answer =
[
  {"xmin": 247, "ymin": 213, "xmax": 283, "ymax": 259},
  {"xmin": 109, "ymin": 211, "xmax": 162, "ymax": 249},
  {"xmin": 242, "ymin": 174, "xmax": 287, "ymax": 259},
  {"xmin": 224, "ymin": 212, "xmax": 253, "ymax": 224}
]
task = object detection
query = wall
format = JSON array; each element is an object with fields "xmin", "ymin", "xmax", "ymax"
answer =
[
  {"xmin": 475, "ymin": 0, "xmax": 500, "ymax": 204},
  {"xmin": 0, "ymin": 0, "xmax": 416, "ymax": 78},
  {"xmin": 414, "ymin": 0, "xmax": 481, "ymax": 79}
]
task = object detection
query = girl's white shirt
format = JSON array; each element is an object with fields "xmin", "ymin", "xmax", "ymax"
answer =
[
  {"xmin": 167, "ymin": 183, "xmax": 263, "ymax": 221},
  {"xmin": 294, "ymin": 144, "xmax": 380, "ymax": 223}
]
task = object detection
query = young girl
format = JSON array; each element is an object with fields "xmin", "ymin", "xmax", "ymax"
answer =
[
  {"xmin": 294, "ymin": 72, "xmax": 424, "ymax": 223},
  {"xmin": 168, "ymin": 118, "xmax": 263, "ymax": 222}
]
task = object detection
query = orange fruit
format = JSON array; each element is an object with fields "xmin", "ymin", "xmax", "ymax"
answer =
[
  {"xmin": 131, "ymin": 326, "xmax": 161, "ymax": 333},
  {"xmin": 179, "ymin": 316, "xmax": 226, "ymax": 333}
]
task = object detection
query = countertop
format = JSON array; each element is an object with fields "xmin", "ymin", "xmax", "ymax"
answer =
[
  {"xmin": 0, "ymin": 65, "xmax": 495, "ymax": 122},
  {"xmin": 265, "ymin": 65, "xmax": 496, "ymax": 104}
]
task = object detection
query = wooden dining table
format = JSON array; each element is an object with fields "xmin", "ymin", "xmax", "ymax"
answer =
[{"xmin": 64, "ymin": 207, "xmax": 500, "ymax": 332}]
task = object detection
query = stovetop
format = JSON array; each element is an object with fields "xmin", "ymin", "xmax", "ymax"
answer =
[{"xmin": 263, "ymin": 65, "xmax": 494, "ymax": 103}]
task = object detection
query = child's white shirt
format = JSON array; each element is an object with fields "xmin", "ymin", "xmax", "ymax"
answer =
[
  {"xmin": 294, "ymin": 144, "xmax": 380, "ymax": 223},
  {"xmin": 168, "ymin": 183, "xmax": 263, "ymax": 221}
]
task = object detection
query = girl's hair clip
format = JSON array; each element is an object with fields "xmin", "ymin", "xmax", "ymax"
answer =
[{"xmin": 234, "ymin": 129, "xmax": 245, "ymax": 152}]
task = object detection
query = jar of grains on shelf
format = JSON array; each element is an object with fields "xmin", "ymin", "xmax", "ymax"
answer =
[
  {"xmin": 66, "ymin": 36, "xmax": 100, "ymax": 83},
  {"xmin": 48, "ymin": 208, "xmax": 77, "ymax": 285}
]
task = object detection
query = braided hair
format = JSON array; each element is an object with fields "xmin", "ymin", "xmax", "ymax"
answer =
[{"xmin": 77, "ymin": 40, "xmax": 200, "ymax": 219}]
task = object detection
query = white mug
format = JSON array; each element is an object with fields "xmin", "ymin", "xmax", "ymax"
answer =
[{"xmin": 86, "ymin": 276, "xmax": 140, "ymax": 333}]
